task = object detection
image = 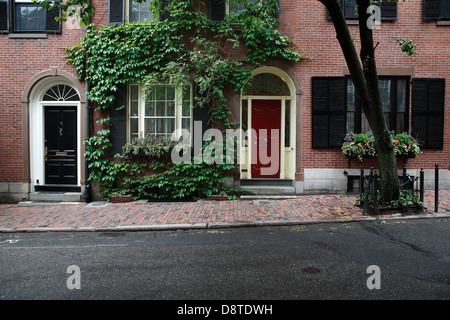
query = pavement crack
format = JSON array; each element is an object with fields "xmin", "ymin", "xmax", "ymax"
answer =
[
  {"xmin": 400, "ymin": 241, "xmax": 432, "ymax": 255},
  {"xmin": 363, "ymin": 222, "xmax": 433, "ymax": 256}
]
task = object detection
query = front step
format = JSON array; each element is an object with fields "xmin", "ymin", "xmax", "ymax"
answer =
[
  {"xmin": 18, "ymin": 200, "xmax": 81, "ymax": 207},
  {"xmin": 240, "ymin": 179, "xmax": 296, "ymax": 196},
  {"xmin": 241, "ymin": 179, "xmax": 293, "ymax": 186},
  {"xmin": 29, "ymin": 191, "xmax": 82, "ymax": 202},
  {"xmin": 19, "ymin": 191, "xmax": 83, "ymax": 206}
]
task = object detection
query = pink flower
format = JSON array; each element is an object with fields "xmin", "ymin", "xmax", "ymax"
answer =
[
  {"xmin": 365, "ymin": 142, "xmax": 369, "ymax": 146},
  {"xmin": 408, "ymin": 144, "xmax": 411, "ymax": 148},
  {"xmin": 394, "ymin": 140, "xmax": 398, "ymax": 145},
  {"xmin": 358, "ymin": 143, "xmax": 363, "ymax": 148}
]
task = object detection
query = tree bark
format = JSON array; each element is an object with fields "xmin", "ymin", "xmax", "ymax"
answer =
[{"xmin": 318, "ymin": 0, "xmax": 399, "ymax": 202}]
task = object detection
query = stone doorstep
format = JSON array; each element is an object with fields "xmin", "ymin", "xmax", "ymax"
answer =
[
  {"xmin": 241, "ymin": 185, "xmax": 296, "ymax": 196},
  {"xmin": 28, "ymin": 191, "xmax": 82, "ymax": 202},
  {"xmin": 18, "ymin": 201, "xmax": 81, "ymax": 207}
]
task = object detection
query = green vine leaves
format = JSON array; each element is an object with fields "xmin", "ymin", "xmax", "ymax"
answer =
[
  {"xmin": 65, "ymin": 0, "xmax": 304, "ymax": 113},
  {"xmin": 67, "ymin": 0, "xmax": 305, "ymax": 200}
]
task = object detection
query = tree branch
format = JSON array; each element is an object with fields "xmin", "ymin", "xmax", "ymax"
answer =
[{"xmin": 317, "ymin": 0, "xmax": 370, "ymax": 112}]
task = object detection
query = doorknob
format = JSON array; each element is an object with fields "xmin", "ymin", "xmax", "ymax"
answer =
[
  {"xmin": 59, "ymin": 128, "xmax": 63, "ymax": 136},
  {"xmin": 44, "ymin": 146, "xmax": 48, "ymax": 162}
]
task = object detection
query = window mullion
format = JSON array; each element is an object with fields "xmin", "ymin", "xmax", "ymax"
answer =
[
  {"xmin": 176, "ymin": 86, "xmax": 182, "ymax": 138},
  {"xmin": 140, "ymin": 85, "xmax": 145, "ymax": 137},
  {"xmin": 391, "ymin": 79, "xmax": 398, "ymax": 133}
]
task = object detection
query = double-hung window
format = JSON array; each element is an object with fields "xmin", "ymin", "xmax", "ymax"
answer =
[
  {"xmin": 346, "ymin": 77, "xmax": 409, "ymax": 134},
  {"xmin": 312, "ymin": 76, "xmax": 445, "ymax": 149},
  {"xmin": 228, "ymin": 0, "xmax": 259, "ymax": 15},
  {"xmin": 128, "ymin": 84, "xmax": 192, "ymax": 141},
  {"xmin": 327, "ymin": 0, "xmax": 397, "ymax": 21},
  {"xmin": 423, "ymin": 0, "xmax": 450, "ymax": 20},
  {"xmin": 129, "ymin": 0, "xmax": 154, "ymax": 23},
  {"xmin": 108, "ymin": 0, "xmax": 174, "ymax": 25},
  {"xmin": 210, "ymin": 0, "xmax": 279, "ymax": 21},
  {"xmin": 14, "ymin": 0, "xmax": 45, "ymax": 32},
  {"xmin": 342, "ymin": 0, "xmax": 358, "ymax": 20},
  {"xmin": 0, "ymin": 0, "xmax": 61, "ymax": 33}
]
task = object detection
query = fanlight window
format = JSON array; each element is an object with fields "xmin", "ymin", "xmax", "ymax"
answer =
[
  {"xmin": 42, "ymin": 85, "xmax": 80, "ymax": 102},
  {"xmin": 243, "ymin": 73, "xmax": 290, "ymax": 96}
]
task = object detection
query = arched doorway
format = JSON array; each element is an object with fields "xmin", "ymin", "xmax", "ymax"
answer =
[
  {"xmin": 41, "ymin": 85, "xmax": 80, "ymax": 186},
  {"xmin": 25, "ymin": 70, "xmax": 85, "ymax": 193},
  {"xmin": 240, "ymin": 67, "xmax": 296, "ymax": 180}
]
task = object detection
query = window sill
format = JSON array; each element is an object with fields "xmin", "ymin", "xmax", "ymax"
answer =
[
  {"xmin": 346, "ymin": 20, "xmax": 359, "ymax": 25},
  {"xmin": 8, "ymin": 33, "xmax": 48, "ymax": 39},
  {"xmin": 436, "ymin": 21, "xmax": 450, "ymax": 26}
]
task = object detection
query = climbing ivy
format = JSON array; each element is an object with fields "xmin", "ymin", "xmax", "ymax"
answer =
[{"xmin": 66, "ymin": 0, "xmax": 305, "ymax": 200}]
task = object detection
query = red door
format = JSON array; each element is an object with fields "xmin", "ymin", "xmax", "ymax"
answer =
[{"xmin": 251, "ymin": 100, "xmax": 281, "ymax": 178}]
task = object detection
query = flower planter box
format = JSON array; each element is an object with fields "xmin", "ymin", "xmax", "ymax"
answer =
[
  {"xmin": 206, "ymin": 195, "xmax": 228, "ymax": 201},
  {"xmin": 111, "ymin": 194, "xmax": 132, "ymax": 203},
  {"xmin": 342, "ymin": 132, "xmax": 420, "ymax": 162},
  {"xmin": 126, "ymin": 148, "xmax": 172, "ymax": 159}
]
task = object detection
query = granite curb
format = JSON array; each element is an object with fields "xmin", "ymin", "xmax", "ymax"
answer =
[{"xmin": 1, "ymin": 212, "xmax": 449, "ymax": 233}]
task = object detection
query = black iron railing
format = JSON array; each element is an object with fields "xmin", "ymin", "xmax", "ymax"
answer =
[{"xmin": 359, "ymin": 164, "xmax": 440, "ymax": 215}]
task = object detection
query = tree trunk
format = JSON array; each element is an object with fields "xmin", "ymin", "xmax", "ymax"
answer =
[{"xmin": 319, "ymin": 0, "xmax": 400, "ymax": 202}]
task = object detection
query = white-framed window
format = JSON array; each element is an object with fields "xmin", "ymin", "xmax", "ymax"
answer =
[
  {"xmin": 14, "ymin": 0, "xmax": 45, "ymax": 31},
  {"xmin": 210, "ymin": 0, "xmax": 278, "ymax": 22},
  {"xmin": 128, "ymin": 0, "xmax": 154, "ymax": 23},
  {"xmin": 228, "ymin": 0, "xmax": 259, "ymax": 15},
  {"xmin": 346, "ymin": 77, "xmax": 409, "ymax": 134},
  {"xmin": 10, "ymin": 0, "xmax": 61, "ymax": 33},
  {"xmin": 128, "ymin": 84, "xmax": 192, "ymax": 141}
]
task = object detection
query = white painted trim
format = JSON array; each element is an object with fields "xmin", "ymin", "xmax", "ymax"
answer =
[
  {"xmin": 280, "ymin": 99, "xmax": 285, "ymax": 179},
  {"xmin": 240, "ymin": 66, "xmax": 297, "ymax": 180},
  {"xmin": 247, "ymin": 99, "xmax": 252, "ymax": 178},
  {"xmin": 127, "ymin": 83, "xmax": 193, "ymax": 142},
  {"xmin": 29, "ymin": 78, "xmax": 82, "ymax": 192}
]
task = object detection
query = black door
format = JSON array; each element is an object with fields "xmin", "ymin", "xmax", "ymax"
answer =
[{"xmin": 44, "ymin": 106, "xmax": 77, "ymax": 185}]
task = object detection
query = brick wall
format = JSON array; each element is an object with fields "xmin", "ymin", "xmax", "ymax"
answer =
[
  {"xmin": 3, "ymin": 0, "xmax": 446, "ymax": 190},
  {"xmin": 89, "ymin": 0, "xmax": 449, "ymax": 184},
  {"xmin": 0, "ymin": 13, "xmax": 86, "ymax": 183},
  {"xmin": 278, "ymin": 0, "xmax": 449, "ymax": 174}
]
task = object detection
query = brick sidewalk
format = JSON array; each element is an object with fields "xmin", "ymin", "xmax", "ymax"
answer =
[{"xmin": 0, "ymin": 191, "xmax": 449, "ymax": 232}]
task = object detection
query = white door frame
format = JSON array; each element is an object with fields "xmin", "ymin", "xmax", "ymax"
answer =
[
  {"xmin": 240, "ymin": 67, "xmax": 296, "ymax": 180},
  {"xmin": 29, "ymin": 79, "xmax": 82, "ymax": 191}
]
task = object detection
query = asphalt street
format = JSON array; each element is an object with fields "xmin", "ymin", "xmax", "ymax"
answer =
[{"xmin": 1, "ymin": 217, "xmax": 449, "ymax": 304}]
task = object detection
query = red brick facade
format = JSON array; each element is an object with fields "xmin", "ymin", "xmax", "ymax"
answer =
[
  {"xmin": 284, "ymin": 0, "xmax": 449, "ymax": 172},
  {"xmin": 0, "ymin": 30, "xmax": 84, "ymax": 183},
  {"xmin": 0, "ymin": 0, "xmax": 448, "ymax": 202}
]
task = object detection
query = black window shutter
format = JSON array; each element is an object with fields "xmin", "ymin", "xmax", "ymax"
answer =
[
  {"xmin": 160, "ymin": 0, "xmax": 176, "ymax": 22},
  {"xmin": 272, "ymin": 0, "xmax": 280, "ymax": 20},
  {"xmin": 191, "ymin": 86, "xmax": 209, "ymax": 157},
  {"xmin": 210, "ymin": 0, "xmax": 226, "ymax": 21},
  {"xmin": 412, "ymin": 78, "xmax": 445, "ymax": 149},
  {"xmin": 45, "ymin": 7, "xmax": 61, "ymax": 33},
  {"xmin": 312, "ymin": 77, "xmax": 347, "ymax": 148},
  {"xmin": 109, "ymin": 0, "xmax": 124, "ymax": 26},
  {"xmin": 0, "ymin": 0, "xmax": 8, "ymax": 33},
  {"xmin": 423, "ymin": 0, "xmax": 440, "ymax": 20},
  {"xmin": 193, "ymin": 85, "xmax": 210, "ymax": 154},
  {"xmin": 109, "ymin": 85, "xmax": 127, "ymax": 156},
  {"xmin": 380, "ymin": 1, "xmax": 397, "ymax": 21}
]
